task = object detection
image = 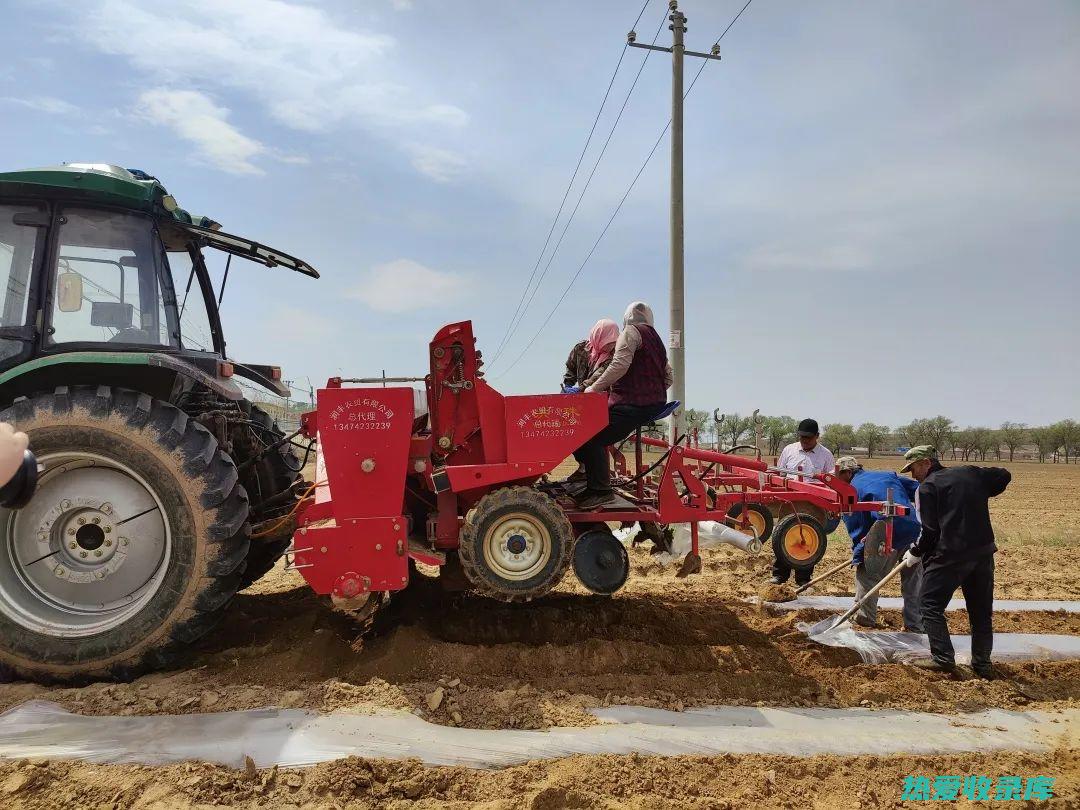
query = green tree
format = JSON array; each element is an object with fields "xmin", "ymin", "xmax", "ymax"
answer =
[
  {"xmin": 956, "ymin": 426, "xmax": 993, "ymax": 461},
  {"xmin": 822, "ymin": 423, "xmax": 856, "ymax": 454},
  {"xmin": 716, "ymin": 412, "xmax": 754, "ymax": 449},
  {"xmin": 762, "ymin": 415, "xmax": 797, "ymax": 456},
  {"xmin": 1031, "ymin": 426, "xmax": 1060, "ymax": 463},
  {"xmin": 1051, "ymin": 419, "xmax": 1080, "ymax": 464},
  {"xmin": 900, "ymin": 416, "xmax": 955, "ymax": 455},
  {"xmin": 974, "ymin": 427, "xmax": 998, "ymax": 461},
  {"xmin": 684, "ymin": 408, "xmax": 710, "ymax": 446},
  {"xmin": 998, "ymin": 422, "xmax": 1028, "ymax": 462},
  {"xmin": 855, "ymin": 422, "xmax": 890, "ymax": 458}
]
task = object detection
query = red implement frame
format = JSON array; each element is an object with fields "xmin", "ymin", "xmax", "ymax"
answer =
[{"xmin": 288, "ymin": 320, "xmax": 907, "ymax": 596}]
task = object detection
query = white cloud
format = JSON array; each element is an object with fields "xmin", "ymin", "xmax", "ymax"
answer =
[
  {"xmin": 407, "ymin": 144, "xmax": 466, "ymax": 183},
  {"xmin": 68, "ymin": 0, "xmax": 466, "ymax": 178},
  {"xmin": 347, "ymin": 259, "xmax": 466, "ymax": 313},
  {"xmin": 0, "ymin": 95, "xmax": 78, "ymax": 115},
  {"xmin": 744, "ymin": 243, "xmax": 871, "ymax": 273},
  {"xmin": 137, "ymin": 89, "xmax": 266, "ymax": 175},
  {"xmin": 391, "ymin": 0, "xmax": 414, "ymax": 9},
  {"xmin": 267, "ymin": 304, "xmax": 336, "ymax": 342}
]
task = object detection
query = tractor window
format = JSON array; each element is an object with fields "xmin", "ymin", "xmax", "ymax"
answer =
[
  {"xmin": 166, "ymin": 248, "xmax": 217, "ymax": 353},
  {"xmin": 49, "ymin": 208, "xmax": 177, "ymax": 348},
  {"xmin": 0, "ymin": 204, "xmax": 40, "ymax": 361}
]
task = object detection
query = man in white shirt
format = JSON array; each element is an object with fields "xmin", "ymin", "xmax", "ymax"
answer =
[{"xmin": 770, "ymin": 418, "xmax": 836, "ymax": 585}]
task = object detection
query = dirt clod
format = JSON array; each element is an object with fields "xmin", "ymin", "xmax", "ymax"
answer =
[{"xmin": 426, "ymin": 687, "xmax": 445, "ymax": 711}]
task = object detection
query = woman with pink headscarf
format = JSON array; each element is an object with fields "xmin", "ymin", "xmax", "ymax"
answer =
[{"xmin": 562, "ymin": 318, "xmax": 619, "ymax": 393}]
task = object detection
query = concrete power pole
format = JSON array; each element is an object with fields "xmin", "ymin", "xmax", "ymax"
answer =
[{"xmin": 629, "ymin": 1, "xmax": 720, "ymax": 443}]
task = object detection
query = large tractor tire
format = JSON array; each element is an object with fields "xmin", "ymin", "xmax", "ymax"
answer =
[
  {"xmin": 459, "ymin": 486, "xmax": 574, "ymax": 601},
  {"xmin": 238, "ymin": 404, "xmax": 303, "ymax": 588},
  {"xmin": 0, "ymin": 386, "xmax": 250, "ymax": 683}
]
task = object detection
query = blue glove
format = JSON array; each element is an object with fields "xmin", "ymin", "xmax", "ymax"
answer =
[
  {"xmin": 562, "ymin": 385, "xmax": 582, "ymax": 394},
  {"xmin": 851, "ymin": 540, "xmax": 864, "ymax": 566}
]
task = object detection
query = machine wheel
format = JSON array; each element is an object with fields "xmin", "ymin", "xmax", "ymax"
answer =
[
  {"xmin": 459, "ymin": 486, "xmax": 574, "ymax": 601},
  {"xmin": 237, "ymin": 404, "xmax": 303, "ymax": 588},
  {"xmin": 573, "ymin": 529, "xmax": 629, "ymax": 595},
  {"xmin": 0, "ymin": 386, "xmax": 250, "ymax": 683},
  {"xmin": 725, "ymin": 502, "xmax": 774, "ymax": 542},
  {"xmin": 772, "ymin": 513, "xmax": 827, "ymax": 570}
]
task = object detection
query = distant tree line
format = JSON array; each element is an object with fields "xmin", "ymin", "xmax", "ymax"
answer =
[{"xmin": 678, "ymin": 410, "xmax": 1080, "ymax": 464}]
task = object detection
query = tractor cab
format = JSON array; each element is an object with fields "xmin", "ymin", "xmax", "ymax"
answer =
[
  {"xmin": 0, "ymin": 164, "xmax": 322, "ymax": 684},
  {"xmin": 0, "ymin": 163, "xmax": 316, "ymax": 401}
]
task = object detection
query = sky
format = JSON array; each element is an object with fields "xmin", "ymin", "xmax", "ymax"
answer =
[{"xmin": 1, "ymin": 0, "xmax": 1077, "ymax": 429}]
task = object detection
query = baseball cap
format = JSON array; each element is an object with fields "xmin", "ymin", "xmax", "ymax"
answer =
[
  {"xmin": 797, "ymin": 418, "xmax": 819, "ymax": 437},
  {"xmin": 836, "ymin": 456, "xmax": 861, "ymax": 472},
  {"xmin": 899, "ymin": 445, "xmax": 937, "ymax": 473}
]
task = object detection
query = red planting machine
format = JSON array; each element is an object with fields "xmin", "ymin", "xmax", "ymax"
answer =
[{"xmin": 288, "ymin": 321, "xmax": 907, "ymax": 609}]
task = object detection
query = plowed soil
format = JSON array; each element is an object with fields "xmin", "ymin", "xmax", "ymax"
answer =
[{"xmin": 0, "ymin": 459, "xmax": 1077, "ymax": 807}]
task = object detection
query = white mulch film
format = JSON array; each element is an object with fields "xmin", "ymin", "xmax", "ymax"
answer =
[
  {"xmin": 766, "ymin": 595, "xmax": 1080, "ymax": 614},
  {"xmin": 799, "ymin": 618, "xmax": 1080, "ymax": 665},
  {"xmin": 0, "ymin": 700, "xmax": 1075, "ymax": 770}
]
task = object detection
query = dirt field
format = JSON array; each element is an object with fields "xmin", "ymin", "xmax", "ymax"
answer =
[{"xmin": 0, "ymin": 458, "xmax": 1077, "ymax": 807}]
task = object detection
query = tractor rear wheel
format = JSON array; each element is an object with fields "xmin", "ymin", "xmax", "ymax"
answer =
[
  {"xmin": 459, "ymin": 486, "xmax": 574, "ymax": 601},
  {"xmin": 0, "ymin": 386, "xmax": 249, "ymax": 683},
  {"xmin": 771, "ymin": 513, "xmax": 827, "ymax": 570},
  {"xmin": 238, "ymin": 405, "xmax": 303, "ymax": 588}
]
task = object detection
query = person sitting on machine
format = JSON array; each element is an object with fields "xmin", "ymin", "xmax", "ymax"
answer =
[
  {"xmin": 572, "ymin": 301, "xmax": 673, "ymax": 509},
  {"xmin": 562, "ymin": 318, "xmax": 620, "ymax": 393},
  {"xmin": 563, "ymin": 318, "xmax": 620, "ymax": 484}
]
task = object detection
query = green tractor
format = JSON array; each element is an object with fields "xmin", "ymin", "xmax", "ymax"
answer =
[{"xmin": 0, "ymin": 164, "xmax": 318, "ymax": 682}]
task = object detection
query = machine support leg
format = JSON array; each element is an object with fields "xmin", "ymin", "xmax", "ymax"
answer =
[
  {"xmin": 635, "ymin": 426, "xmax": 644, "ymax": 500},
  {"xmin": 883, "ymin": 487, "xmax": 895, "ymax": 555}
]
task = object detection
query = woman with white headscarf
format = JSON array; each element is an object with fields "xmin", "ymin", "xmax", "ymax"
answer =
[{"xmin": 572, "ymin": 301, "xmax": 673, "ymax": 509}]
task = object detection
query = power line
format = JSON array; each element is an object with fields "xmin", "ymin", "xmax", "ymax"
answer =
[
  {"xmin": 489, "ymin": 5, "xmax": 669, "ymax": 371},
  {"xmin": 495, "ymin": 0, "xmax": 754, "ymax": 378},
  {"xmin": 495, "ymin": 124, "xmax": 670, "ymax": 378},
  {"xmin": 486, "ymin": 0, "xmax": 654, "ymax": 369}
]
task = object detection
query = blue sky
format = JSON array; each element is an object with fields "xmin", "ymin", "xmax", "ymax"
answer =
[{"xmin": 1, "ymin": 0, "xmax": 1077, "ymax": 428}]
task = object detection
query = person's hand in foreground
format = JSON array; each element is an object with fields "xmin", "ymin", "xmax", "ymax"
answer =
[{"xmin": 0, "ymin": 422, "xmax": 29, "ymax": 487}]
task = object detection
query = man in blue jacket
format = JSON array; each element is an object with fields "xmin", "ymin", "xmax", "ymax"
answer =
[{"xmin": 835, "ymin": 457, "xmax": 923, "ymax": 631}]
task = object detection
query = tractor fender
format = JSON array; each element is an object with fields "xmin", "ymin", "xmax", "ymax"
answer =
[{"xmin": 0, "ymin": 352, "xmax": 243, "ymax": 409}]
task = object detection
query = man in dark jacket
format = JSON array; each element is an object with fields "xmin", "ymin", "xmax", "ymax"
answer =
[{"xmin": 899, "ymin": 445, "xmax": 1012, "ymax": 678}]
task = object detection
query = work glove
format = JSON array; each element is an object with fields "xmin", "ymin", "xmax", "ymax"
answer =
[
  {"xmin": 0, "ymin": 422, "xmax": 29, "ymax": 488},
  {"xmin": 562, "ymin": 385, "xmax": 582, "ymax": 394},
  {"xmin": 901, "ymin": 548, "xmax": 920, "ymax": 568}
]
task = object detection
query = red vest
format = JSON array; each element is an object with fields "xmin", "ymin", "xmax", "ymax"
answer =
[{"xmin": 609, "ymin": 324, "xmax": 668, "ymax": 407}]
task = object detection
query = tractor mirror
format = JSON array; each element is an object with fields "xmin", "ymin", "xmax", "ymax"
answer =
[{"xmin": 57, "ymin": 272, "xmax": 83, "ymax": 312}]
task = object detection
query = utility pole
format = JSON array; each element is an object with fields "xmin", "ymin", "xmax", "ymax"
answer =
[{"xmin": 629, "ymin": 1, "xmax": 720, "ymax": 443}]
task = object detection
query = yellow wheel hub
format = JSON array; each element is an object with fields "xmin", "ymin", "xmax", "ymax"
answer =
[
  {"xmin": 738, "ymin": 510, "xmax": 766, "ymax": 538},
  {"xmin": 783, "ymin": 522, "xmax": 820, "ymax": 561}
]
